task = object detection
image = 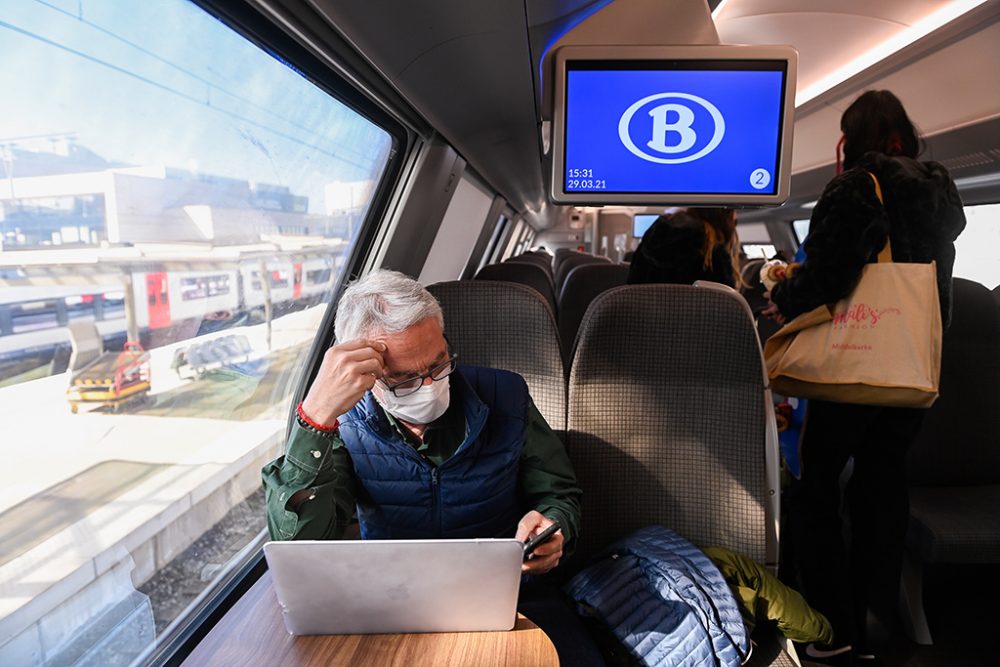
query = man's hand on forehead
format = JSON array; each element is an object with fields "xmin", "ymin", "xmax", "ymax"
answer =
[{"xmin": 299, "ymin": 338, "xmax": 388, "ymax": 428}]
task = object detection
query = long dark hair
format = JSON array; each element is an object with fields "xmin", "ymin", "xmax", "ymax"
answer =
[
  {"xmin": 841, "ymin": 90, "xmax": 921, "ymax": 170},
  {"xmin": 685, "ymin": 207, "xmax": 742, "ymax": 285}
]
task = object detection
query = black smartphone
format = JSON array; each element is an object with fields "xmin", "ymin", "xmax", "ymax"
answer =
[{"xmin": 522, "ymin": 523, "xmax": 561, "ymax": 560}]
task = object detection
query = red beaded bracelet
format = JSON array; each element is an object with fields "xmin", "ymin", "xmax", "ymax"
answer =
[{"xmin": 296, "ymin": 402, "xmax": 339, "ymax": 432}]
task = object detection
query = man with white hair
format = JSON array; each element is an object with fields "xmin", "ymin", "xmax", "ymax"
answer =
[{"xmin": 262, "ymin": 270, "xmax": 600, "ymax": 662}]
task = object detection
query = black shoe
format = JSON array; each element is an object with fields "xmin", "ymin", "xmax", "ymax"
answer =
[{"xmin": 800, "ymin": 642, "xmax": 855, "ymax": 666}]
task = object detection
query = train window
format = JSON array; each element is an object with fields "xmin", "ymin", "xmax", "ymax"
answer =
[
  {"xmin": 792, "ymin": 219, "xmax": 810, "ymax": 244},
  {"xmin": 742, "ymin": 243, "xmax": 777, "ymax": 260},
  {"xmin": 735, "ymin": 220, "xmax": 771, "ymax": 243},
  {"xmin": 305, "ymin": 268, "xmax": 332, "ymax": 285},
  {"xmin": 418, "ymin": 176, "xmax": 494, "ymax": 285},
  {"xmin": 501, "ymin": 220, "xmax": 526, "ymax": 260},
  {"xmin": 480, "ymin": 213, "xmax": 510, "ymax": 270},
  {"xmin": 953, "ymin": 203, "xmax": 1000, "ymax": 289},
  {"xmin": 0, "ymin": 1, "xmax": 395, "ymax": 665},
  {"xmin": 793, "ymin": 203, "xmax": 1000, "ymax": 288},
  {"xmin": 180, "ymin": 275, "xmax": 231, "ymax": 301}
]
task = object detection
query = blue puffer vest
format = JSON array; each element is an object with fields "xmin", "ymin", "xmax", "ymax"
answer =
[{"xmin": 338, "ymin": 366, "xmax": 528, "ymax": 540}]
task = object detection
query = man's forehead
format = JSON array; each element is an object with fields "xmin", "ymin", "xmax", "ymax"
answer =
[{"xmin": 379, "ymin": 322, "xmax": 447, "ymax": 374}]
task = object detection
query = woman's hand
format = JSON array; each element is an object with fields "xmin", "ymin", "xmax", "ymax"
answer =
[{"xmin": 761, "ymin": 292, "xmax": 787, "ymax": 325}]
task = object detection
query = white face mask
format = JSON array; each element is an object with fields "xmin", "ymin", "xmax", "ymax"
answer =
[{"xmin": 373, "ymin": 376, "xmax": 451, "ymax": 425}]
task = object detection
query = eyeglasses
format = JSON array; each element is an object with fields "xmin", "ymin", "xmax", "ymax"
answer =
[{"xmin": 381, "ymin": 353, "xmax": 459, "ymax": 397}]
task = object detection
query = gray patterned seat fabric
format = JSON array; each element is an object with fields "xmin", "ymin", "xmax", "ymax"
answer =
[
  {"xmin": 566, "ymin": 284, "xmax": 793, "ymax": 665},
  {"xmin": 907, "ymin": 278, "xmax": 1000, "ymax": 563},
  {"xmin": 567, "ymin": 284, "xmax": 771, "ymax": 565},
  {"xmin": 900, "ymin": 278, "xmax": 1000, "ymax": 644},
  {"xmin": 907, "ymin": 486, "xmax": 1000, "ymax": 562},
  {"xmin": 745, "ymin": 632, "xmax": 798, "ymax": 667},
  {"xmin": 906, "ymin": 278, "xmax": 1000, "ymax": 563},
  {"xmin": 474, "ymin": 262, "xmax": 557, "ymax": 314},
  {"xmin": 426, "ymin": 280, "xmax": 566, "ymax": 432}
]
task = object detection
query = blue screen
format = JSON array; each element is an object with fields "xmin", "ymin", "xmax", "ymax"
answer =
[
  {"xmin": 564, "ymin": 63, "xmax": 786, "ymax": 195},
  {"xmin": 633, "ymin": 214, "xmax": 659, "ymax": 237}
]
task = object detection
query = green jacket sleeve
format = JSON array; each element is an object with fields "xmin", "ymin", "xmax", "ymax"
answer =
[
  {"xmin": 519, "ymin": 403, "xmax": 583, "ymax": 555},
  {"xmin": 261, "ymin": 419, "xmax": 358, "ymax": 541},
  {"xmin": 704, "ymin": 546, "xmax": 833, "ymax": 645}
]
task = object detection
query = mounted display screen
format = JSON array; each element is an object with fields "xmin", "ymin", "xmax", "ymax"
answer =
[
  {"xmin": 550, "ymin": 45, "xmax": 797, "ymax": 206},
  {"xmin": 633, "ymin": 214, "xmax": 659, "ymax": 238}
]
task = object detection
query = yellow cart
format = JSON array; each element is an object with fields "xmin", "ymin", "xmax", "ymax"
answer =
[{"xmin": 67, "ymin": 342, "xmax": 152, "ymax": 414}]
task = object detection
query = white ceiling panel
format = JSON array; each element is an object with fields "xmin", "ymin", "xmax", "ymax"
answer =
[
  {"xmin": 716, "ymin": 1, "xmax": 958, "ymax": 97},
  {"xmin": 791, "ymin": 19, "xmax": 1000, "ymax": 173}
]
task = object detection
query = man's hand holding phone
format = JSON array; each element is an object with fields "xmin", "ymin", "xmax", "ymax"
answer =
[{"xmin": 515, "ymin": 511, "xmax": 563, "ymax": 574}]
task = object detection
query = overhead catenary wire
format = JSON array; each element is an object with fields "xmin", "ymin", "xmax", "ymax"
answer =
[{"xmin": 2, "ymin": 5, "xmax": 380, "ymax": 173}]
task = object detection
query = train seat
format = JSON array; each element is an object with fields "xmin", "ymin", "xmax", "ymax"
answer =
[
  {"xmin": 900, "ymin": 278, "xmax": 1000, "ymax": 644},
  {"xmin": 554, "ymin": 254, "xmax": 611, "ymax": 294},
  {"xmin": 474, "ymin": 262, "xmax": 557, "ymax": 314},
  {"xmin": 426, "ymin": 280, "xmax": 566, "ymax": 433},
  {"xmin": 552, "ymin": 248, "xmax": 576, "ymax": 275},
  {"xmin": 505, "ymin": 253, "xmax": 555, "ymax": 279},
  {"xmin": 565, "ymin": 282, "xmax": 788, "ymax": 665},
  {"xmin": 556, "ymin": 263, "xmax": 629, "ymax": 363},
  {"xmin": 565, "ymin": 282, "xmax": 777, "ymax": 563}
]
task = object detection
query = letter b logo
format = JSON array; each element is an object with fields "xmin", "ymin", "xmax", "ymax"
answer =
[
  {"xmin": 619, "ymin": 93, "xmax": 725, "ymax": 164},
  {"xmin": 647, "ymin": 104, "xmax": 696, "ymax": 154}
]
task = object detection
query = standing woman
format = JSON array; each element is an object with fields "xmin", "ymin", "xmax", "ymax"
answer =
[{"xmin": 763, "ymin": 90, "xmax": 966, "ymax": 662}]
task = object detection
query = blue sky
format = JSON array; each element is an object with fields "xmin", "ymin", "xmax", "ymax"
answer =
[{"xmin": 0, "ymin": 0, "xmax": 392, "ymax": 213}]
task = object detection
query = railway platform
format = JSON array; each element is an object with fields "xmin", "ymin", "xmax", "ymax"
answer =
[{"xmin": 0, "ymin": 306, "xmax": 325, "ymax": 664}]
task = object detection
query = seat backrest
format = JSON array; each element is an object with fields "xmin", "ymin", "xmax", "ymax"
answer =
[
  {"xmin": 908, "ymin": 278, "xmax": 1000, "ymax": 486},
  {"xmin": 557, "ymin": 263, "xmax": 630, "ymax": 361},
  {"xmin": 505, "ymin": 255, "xmax": 554, "ymax": 281},
  {"xmin": 566, "ymin": 284, "xmax": 775, "ymax": 565},
  {"xmin": 554, "ymin": 254, "xmax": 611, "ymax": 292},
  {"xmin": 427, "ymin": 280, "xmax": 566, "ymax": 432},
  {"xmin": 474, "ymin": 263, "xmax": 557, "ymax": 313},
  {"xmin": 552, "ymin": 249, "xmax": 585, "ymax": 284},
  {"xmin": 553, "ymin": 248, "xmax": 575, "ymax": 265}
]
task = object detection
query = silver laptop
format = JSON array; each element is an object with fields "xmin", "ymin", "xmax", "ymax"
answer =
[{"xmin": 263, "ymin": 539, "xmax": 524, "ymax": 635}]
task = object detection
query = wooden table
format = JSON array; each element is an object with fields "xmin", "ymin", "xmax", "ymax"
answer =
[{"xmin": 182, "ymin": 572, "xmax": 560, "ymax": 666}]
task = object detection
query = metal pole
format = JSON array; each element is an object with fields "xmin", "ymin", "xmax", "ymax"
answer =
[
  {"xmin": 258, "ymin": 258, "xmax": 273, "ymax": 351},
  {"xmin": 121, "ymin": 269, "xmax": 139, "ymax": 343}
]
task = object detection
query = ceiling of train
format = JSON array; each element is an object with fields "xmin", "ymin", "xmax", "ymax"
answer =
[{"xmin": 309, "ymin": 0, "xmax": 1000, "ymax": 226}]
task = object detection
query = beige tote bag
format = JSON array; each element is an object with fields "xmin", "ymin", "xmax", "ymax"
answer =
[{"xmin": 763, "ymin": 175, "xmax": 942, "ymax": 408}]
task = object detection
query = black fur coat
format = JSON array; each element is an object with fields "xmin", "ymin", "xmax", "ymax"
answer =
[{"xmin": 771, "ymin": 152, "xmax": 966, "ymax": 328}]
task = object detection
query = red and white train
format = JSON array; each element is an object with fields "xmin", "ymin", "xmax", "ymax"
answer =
[{"xmin": 0, "ymin": 254, "xmax": 340, "ymax": 367}]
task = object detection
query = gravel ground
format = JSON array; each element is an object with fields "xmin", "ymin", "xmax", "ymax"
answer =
[{"xmin": 139, "ymin": 487, "xmax": 267, "ymax": 635}]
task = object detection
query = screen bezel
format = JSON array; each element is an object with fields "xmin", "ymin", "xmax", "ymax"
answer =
[{"xmin": 550, "ymin": 45, "xmax": 798, "ymax": 206}]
